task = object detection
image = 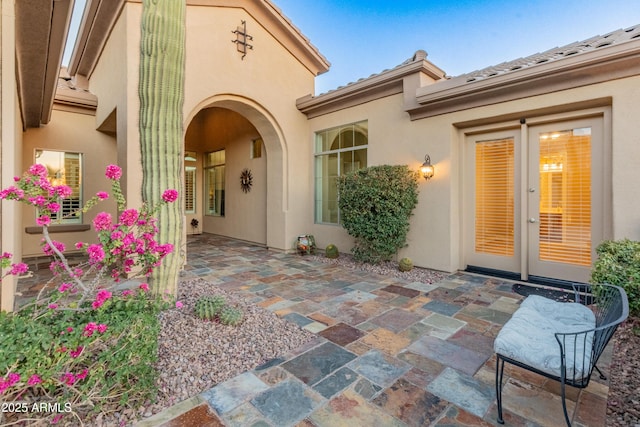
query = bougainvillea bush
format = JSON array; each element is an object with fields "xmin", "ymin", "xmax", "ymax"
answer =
[{"xmin": 0, "ymin": 164, "xmax": 180, "ymax": 423}]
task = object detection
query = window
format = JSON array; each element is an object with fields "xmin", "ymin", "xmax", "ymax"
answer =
[
  {"xmin": 314, "ymin": 121, "xmax": 368, "ymax": 224},
  {"xmin": 35, "ymin": 149, "xmax": 82, "ymax": 223},
  {"xmin": 205, "ymin": 150, "xmax": 225, "ymax": 216},
  {"xmin": 251, "ymin": 138, "xmax": 263, "ymax": 159},
  {"xmin": 185, "ymin": 166, "xmax": 196, "ymax": 214}
]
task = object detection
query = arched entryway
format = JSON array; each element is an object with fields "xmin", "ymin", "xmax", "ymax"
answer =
[{"xmin": 184, "ymin": 95, "xmax": 288, "ymax": 250}]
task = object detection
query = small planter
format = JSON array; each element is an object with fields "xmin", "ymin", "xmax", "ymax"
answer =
[{"xmin": 296, "ymin": 235, "xmax": 316, "ymax": 255}]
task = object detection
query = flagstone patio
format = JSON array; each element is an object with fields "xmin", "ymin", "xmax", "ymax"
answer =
[{"xmin": 18, "ymin": 234, "xmax": 611, "ymax": 426}]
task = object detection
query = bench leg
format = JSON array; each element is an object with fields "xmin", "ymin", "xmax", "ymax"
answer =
[
  {"xmin": 560, "ymin": 380, "xmax": 572, "ymax": 426},
  {"xmin": 496, "ymin": 356, "xmax": 505, "ymax": 424}
]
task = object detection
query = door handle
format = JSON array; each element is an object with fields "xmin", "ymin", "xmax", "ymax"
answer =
[{"xmin": 528, "ymin": 218, "xmax": 537, "ymax": 223}]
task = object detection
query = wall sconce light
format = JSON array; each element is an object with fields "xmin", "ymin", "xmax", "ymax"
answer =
[{"xmin": 420, "ymin": 154, "xmax": 435, "ymax": 180}]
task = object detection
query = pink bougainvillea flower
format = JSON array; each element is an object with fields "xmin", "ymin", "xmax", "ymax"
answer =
[
  {"xmin": 58, "ymin": 282, "xmax": 72, "ymax": 293},
  {"xmin": 54, "ymin": 185, "xmax": 73, "ymax": 198},
  {"xmin": 27, "ymin": 374, "xmax": 42, "ymax": 386},
  {"xmin": 87, "ymin": 244, "xmax": 105, "ymax": 264},
  {"xmin": 156, "ymin": 243, "xmax": 174, "ymax": 256},
  {"xmin": 162, "ymin": 189, "xmax": 179, "ymax": 203},
  {"xmin": 48, "ymin": 303, "xmax": 58, "ymax": 310},
  {"xmin": 105, "ymin": 164, "xmax": 122, "ymax": 180},
  {"xmin": 139, "ymin": 283, "xmax": 150, "ymax": 292},
  {"xmin": 83, "ymin": 322, "xmax": 97, "ymax": 337},
  {"xmin": 28, "ymin": 195, "xmax": 47, "ymax": 207},
  {"xmin": 42, "ymin": 240, "xmax": 65, "ymax": 256},
  {"xmin": 96, "ymin": 191, "xmax": 109, "ymax": 200},
  {"xmin": 0, "ymin": 186, "xmax": 24, "ymax": 200},
  {"xmin": 97, "ymin": 324, "xmax": 108, "ymax": 334},
  {"xmin": 121, "ymin": 289, "xmax": 133, "ymax": 297},
  {"xmin": 92, "ymin": 212, "xmax": 112, "ymax": 231},
  {"xmin": 61, "ymin": 372, "xmax": 75, "ymax": 386},
  {"xmin": 76, "ymin": 369, "xmax": 88, "ymax": 381},
  {"xmin": 119, "ymin": 209, "xmax": 139, "ymax": 227},
  {"xmin": 9, "ymin": 263, "xmax": 28, "ymax": 275},
  {"xmin": 96, "ymin": 289, "xmax": 112, "ymax": 302},
  {"xmin": 36, "ymin": 215, "xmax": 51, "ymax": 226},
  {"xmin": 66, "ymin": 327, "xmax": 74, "ymax": 333},
  {"xmin": 175, "ymin": 301, "xmax": 183, "ymax": 309},
  {"xmin": 69, "ymin": 346, "xmax": 84, "ymax": 358},
  {"xmin": 28, "ymin": 164, "xmax": 47, "ymax": 178},
  {"xmin": 46, "ymin": 202, "xmax": 60, "ymax": 213},
  {"xmin": 75, "ymin": 241, "xmax": 85, "ymax": 250},
  {"xmin": 7, "ymin": 373, "xmax": 20, "ymax": 386}
]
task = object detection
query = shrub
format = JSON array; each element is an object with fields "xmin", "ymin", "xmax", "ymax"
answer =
[
  {"xmin": 0, "ymin": 164, "xmax": 180, "ymax": 423},
  {"xmin": 591, "ymin": 239, "xmax": 640, "ymax": 316},
  {"xmin": 337, "ymin": 165, "xmax": 419, "ymax": 263},
  {"xmin": 0, "ymin": 285, "xmax": 170, "ymax": 422}
]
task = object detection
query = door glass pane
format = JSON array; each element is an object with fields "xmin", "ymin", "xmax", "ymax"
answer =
[
  {"xmin": 538, "ymin": 128, "xmax": 591, "ymax": 266},
  {"xmin": 475, "ymin": 138, "xmax": 515, "ymax": 256}
]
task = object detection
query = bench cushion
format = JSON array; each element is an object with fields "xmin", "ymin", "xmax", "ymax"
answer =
[{"xmin": 494, "ymin": 295, "xmax": 596, "ymax": 379}]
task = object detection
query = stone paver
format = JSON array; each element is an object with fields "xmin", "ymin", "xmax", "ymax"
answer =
[{"xmin": 20, "ymin": 234, "xmax": 608, "ymax": 427}]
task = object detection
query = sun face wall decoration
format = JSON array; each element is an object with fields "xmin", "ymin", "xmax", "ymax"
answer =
[{"xmin": 240, "ymin": 168, "xmax": 253, "ymax": 193}]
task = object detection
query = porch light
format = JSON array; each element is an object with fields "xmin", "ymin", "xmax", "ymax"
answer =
[{"xmin": 420, "ymin": 154, "xmax": 435, "ymax": 180}]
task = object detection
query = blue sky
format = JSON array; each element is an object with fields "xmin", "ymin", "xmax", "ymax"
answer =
[{"xmin": 64, "ymin": 0, "xmax": 639, "ymax": 95}]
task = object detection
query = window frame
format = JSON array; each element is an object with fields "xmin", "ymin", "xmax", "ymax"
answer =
[
  {"xmin": 184, "ymin": 166, "xmax": 196, "ymax": 214},
  {"xmin": 34, "ymin": 149, "xmax": 83, "ymax": 224},
  {"xmin": 314, "ymin": 121, "xmax": 368, "ymax": 225},
  {"xmin": 204, "ymin": 149, "xmax": 225, "ymax": 217}
]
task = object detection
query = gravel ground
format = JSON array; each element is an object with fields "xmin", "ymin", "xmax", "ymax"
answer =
[{"xmin": 606, "ymin": 316, "xmax": 640, "ymax": 427}]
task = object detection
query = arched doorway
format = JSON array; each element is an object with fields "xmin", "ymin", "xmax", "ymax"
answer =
[{"xmin": 184, "ymin": 95, "xmax": 287, "ymax": 250}]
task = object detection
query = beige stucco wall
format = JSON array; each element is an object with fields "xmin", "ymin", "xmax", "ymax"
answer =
[
  {"xmin": 185, "ymin": 108, "xmax": 267, "ymax": 244},
  {"xmin": 21, "ymin": 108, "xmax": 117, "ymax": 257},
  {"xmin": 1, "ymin": 0, "xmax": 21, "ymax": 311},
  {"xmin": 89, "ymin": 6, "xmax": 140, "ymax": 207},
  {"xmin": 182, "ymin": 4, "xmax": 317, "ymax": 251},
  {"xmin": 88, "ymin": 2, "xmax": 319, "ymax": 252},
  {"xmin": 306, "ymin": 74, "xmax": 640, "ymax": 273}
]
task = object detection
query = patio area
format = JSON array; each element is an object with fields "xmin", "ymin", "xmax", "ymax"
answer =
[{"xmin": 18, "ymin": 233, "xmax": 611, "ymax": 426}]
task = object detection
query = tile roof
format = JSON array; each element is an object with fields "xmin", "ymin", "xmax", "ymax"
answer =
[
  {"xmin": 457, "ymin": 24, "xmax": 640, "ymax": 83},
  {"xmin": 317, "ymin": 24, "xmax": 639, "ymax": 97}
]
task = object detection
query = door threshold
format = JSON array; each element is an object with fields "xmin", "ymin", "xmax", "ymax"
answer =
[{"xmin": 465, "ymin": 266, "xmax": 586, "ymax": 291}]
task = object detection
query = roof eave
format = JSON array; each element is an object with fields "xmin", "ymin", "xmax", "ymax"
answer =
[
  {"xmin": 16, "ymin": 0, "xmax": 74, "ymax": 128},
  {"xmin": 409, "ymin": 40, "xmax": 640, "ymax": 120},
  {"xmin": 297, "ymin": 59, "xmax": 446, "ymax": 119}
]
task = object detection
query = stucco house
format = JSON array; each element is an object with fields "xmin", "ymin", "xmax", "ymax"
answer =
[{"xmin": 1, "ymin": 0, "xmax": 639, "ymax": 310}]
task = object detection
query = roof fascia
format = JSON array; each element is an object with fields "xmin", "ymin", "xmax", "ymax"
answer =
[
  {"xmin": 67, "ymin": 0, "xmax": 126, "ymax": 78},
  {"xmin": 409, "ymin": 41, "xmax": 640, "ymax": 120},
  {"xmin": 69, "ymin": 0, "xmax": 329, "ymax": 79},
  {"xmin": 15, "ymin": 0, "xmax": 73, "ymax": 127},
  {"xmin": 297, "ymin": 59, "xmax": 446, "ymax": 119}
]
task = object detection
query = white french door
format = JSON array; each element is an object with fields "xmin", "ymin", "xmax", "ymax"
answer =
[{"xmin": 465, "ymin": 116, "xmax": 604, "ymax": 283}]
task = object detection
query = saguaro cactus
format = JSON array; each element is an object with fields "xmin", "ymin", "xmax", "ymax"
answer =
[{"xmin": 139, "ymin": 0, "xmax": 186, "ymax": 295}]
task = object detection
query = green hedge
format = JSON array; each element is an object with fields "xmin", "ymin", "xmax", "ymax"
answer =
[
  {"xmin": 591, "ymin": 238, "xmax": 640, "ymax": 316},
  {"xmin": 337, "ymin": 165, "xmax": 419, "ymax": 263}
]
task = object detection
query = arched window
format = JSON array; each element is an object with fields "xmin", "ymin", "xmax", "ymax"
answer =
[{"xmin": 314, "ymin": 121, "xmax": 368, "ymax": 224}]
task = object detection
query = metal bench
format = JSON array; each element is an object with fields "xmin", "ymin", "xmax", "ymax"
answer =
[{"xmin": 494, "ymin": 283, "xmax": 629, "ymax": 426}]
